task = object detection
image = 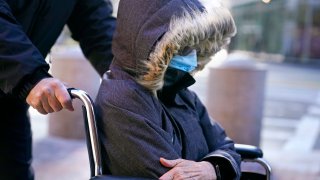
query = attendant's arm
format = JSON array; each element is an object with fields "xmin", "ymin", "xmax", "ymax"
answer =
[
  {"xmin": 0, "ymin": 0, "xmax": 74, "ymax": 114},
  {"xmin": 67, "ymin": 0, "xmax": 116, "ymax": 76},
  {"xmin": 0, "ymin": 0, "xmax": 50, "ymax": 97}
]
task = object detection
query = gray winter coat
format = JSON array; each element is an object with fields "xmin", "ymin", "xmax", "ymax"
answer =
[{"xmin": 96, "ymin": 0, "xmax": 241, "ymax": 179}]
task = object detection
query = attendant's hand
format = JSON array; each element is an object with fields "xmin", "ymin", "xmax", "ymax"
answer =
[
  {"xmin": 159, "ymin": 158, "xmax": 216, "ymax": 180},
  {"xmin": 26, "ymin": 78, "xmax": 74, "ymax": 114}
]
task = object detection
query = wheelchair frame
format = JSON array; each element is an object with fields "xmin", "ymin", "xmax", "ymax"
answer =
[{"xmin": 69, "ymin": 88, "xmax": 271, "ymax": 180}]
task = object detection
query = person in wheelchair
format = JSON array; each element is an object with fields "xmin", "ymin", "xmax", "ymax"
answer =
[{"xmin": 96, "ymin": 0, "xmax": 241, "ymax": 179}]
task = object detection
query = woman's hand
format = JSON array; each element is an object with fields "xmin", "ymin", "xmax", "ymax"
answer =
[{"xmin": 159, "ymin": 158, "xmax": 216, "ymax": 180}]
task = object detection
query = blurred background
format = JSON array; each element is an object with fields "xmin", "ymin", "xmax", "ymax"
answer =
[
  {"xmin": 29, "ymin": 0, "xmax": 320, "ymax": 179},
  {"xmin": 230, "ymin": 0, "xmax": 320, "ymax": 64}
]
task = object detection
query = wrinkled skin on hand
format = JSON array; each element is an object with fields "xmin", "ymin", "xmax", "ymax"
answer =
[
  {"xmin": 26, "ymin": 78, "xmax": 74, "ymax": 114},
  {"xmin": 159, "ymin": 158, "xmax": 217, "ymax": 180}
]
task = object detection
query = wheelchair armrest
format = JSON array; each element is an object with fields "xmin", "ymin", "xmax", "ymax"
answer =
[
  {"xmin": 235, "ymin": 144, "xmax": 263, "ymax": 159},
  {"xmin": 90, "ymin": 175, "xmax": 154, "ymax": 180}
]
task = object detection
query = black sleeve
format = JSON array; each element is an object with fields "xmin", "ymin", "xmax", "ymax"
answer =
[
  {"xmin": 67, "ymin": 0, "xmax": 116, "ymax": 76},
  {"xmin": 0, "ymin": 0, "xmax": 50, "ymax": 97}
]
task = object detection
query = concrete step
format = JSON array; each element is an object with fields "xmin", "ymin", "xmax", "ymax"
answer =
[
  {"xmin": 261, "ymin": 117, "xmax": 298, "ymax": 142},
  {"xmin": 283, "ymin": 115, "xmax": 320, "ymax": 152}
]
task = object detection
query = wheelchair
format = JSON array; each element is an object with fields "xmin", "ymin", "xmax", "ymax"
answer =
[{"xmin": 68, "ymin": 89, "xmax": 272, "ymax": 180}]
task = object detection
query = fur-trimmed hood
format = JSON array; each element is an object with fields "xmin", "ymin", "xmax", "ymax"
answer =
[{"xmin": 111, "ymin": 0, "xmax": 236, "ymax": 93}]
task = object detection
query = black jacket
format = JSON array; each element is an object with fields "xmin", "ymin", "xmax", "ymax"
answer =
[{"xmin": 0, "ymin": 0, "xmax": 115, "ymax": 99}]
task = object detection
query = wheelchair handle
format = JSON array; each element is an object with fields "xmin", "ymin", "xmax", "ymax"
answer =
[
  {"xmin": 235, "ymin": 144, "xmax": 272, "ymax": 179},
  {"xmin": 68, "ymin": 88, "xmax": 103, "ymax": 176}
]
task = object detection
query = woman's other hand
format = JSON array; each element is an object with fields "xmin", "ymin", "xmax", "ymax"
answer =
[{"xmin": 159, "ymin": 158, "xmax": 216, "ymax": 180}]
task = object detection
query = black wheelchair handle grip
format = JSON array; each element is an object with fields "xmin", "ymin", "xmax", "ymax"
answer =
[
  {"xmin": 67, "ymin": 88, "xmax": 77, "ymax": 99},
  {"xmin": 235, "ymin": 144, "xmax": 263, "ymax": 159}
]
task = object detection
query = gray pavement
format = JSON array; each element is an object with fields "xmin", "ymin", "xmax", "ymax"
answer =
[
  {"xmin": 30, "ymin": 57, "xmax": 320, "ymax": 179},
  {"xmin": 258, "ymin": 63, "xmax": 320, "ymax": 180}
]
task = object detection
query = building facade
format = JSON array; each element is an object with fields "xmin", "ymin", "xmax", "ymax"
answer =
[{"xmin": 230, "ymin": 0, "xmax": 320, "ymax": 64}]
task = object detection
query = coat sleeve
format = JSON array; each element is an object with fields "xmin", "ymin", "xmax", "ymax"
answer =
[
  {"xmin": 194, "ymin": 93, "xmax": 242, "ymax": 180},
  {"xmin": 96, "ymin": 97, "xmax": 181, "ymax": 179},
  {"xmin": 0, "ymin": 0, "xmax": 50, "ymax": 96},
  {"xmin": 67, "ymin": 0, "xmax": 116, "ymax": 76}
]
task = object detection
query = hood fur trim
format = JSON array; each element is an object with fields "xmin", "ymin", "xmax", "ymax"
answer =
[{"xmin": 137, "ymin": 2, "xmax": 236, "ymax": 93}]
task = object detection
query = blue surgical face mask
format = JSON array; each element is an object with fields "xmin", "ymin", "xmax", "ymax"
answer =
[{"xmin": 168, "ymin": 49, "xmax": 197, "ymax": 72}]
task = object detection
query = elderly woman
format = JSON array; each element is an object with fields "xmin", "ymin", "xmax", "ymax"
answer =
[{"xmin": 96, "ymin": 0, "xmax": 241, "ymax": 179}]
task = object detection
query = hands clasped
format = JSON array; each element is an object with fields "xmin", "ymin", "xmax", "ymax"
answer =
[{"xmin": 159, "ymin": 158, "xmax": 217, "ymax": 180}]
